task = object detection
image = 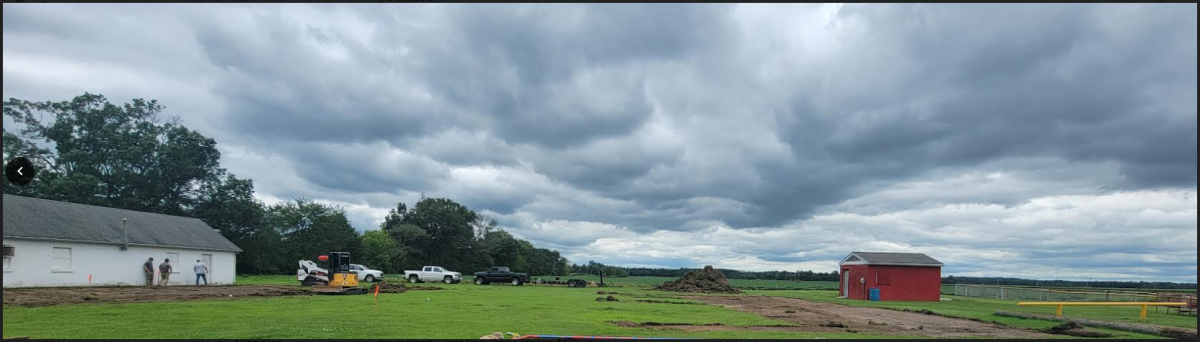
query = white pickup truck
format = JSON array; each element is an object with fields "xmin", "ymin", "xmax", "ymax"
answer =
[{"xmin": 403, "ymin": 266, "xmax": 462, "ymax": 284}]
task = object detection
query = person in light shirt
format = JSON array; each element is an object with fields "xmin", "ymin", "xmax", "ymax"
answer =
[{"xmin": 194, "ymin": 260, "xmax": 210, "ymax": 286}]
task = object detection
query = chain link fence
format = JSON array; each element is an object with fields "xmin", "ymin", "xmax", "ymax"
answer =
[{"xmin": 949, "ymin": 284, "xmax": 1159, "ymax": 302}]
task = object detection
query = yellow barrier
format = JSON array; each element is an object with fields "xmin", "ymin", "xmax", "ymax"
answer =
[{"xmin": 1017, "ymin": 302, "xmax": 1188, "ymax": 321}]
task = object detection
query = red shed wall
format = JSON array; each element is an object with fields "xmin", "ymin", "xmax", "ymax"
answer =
[
  {"xmin": 840, "ymin": 265, "xmax": 941, "ymax": 301},
  {"xmin": 839, "ymin": 265, "xmax": 870, "ymax": 299}
]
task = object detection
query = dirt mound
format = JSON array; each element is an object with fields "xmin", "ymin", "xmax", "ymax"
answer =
[
  {"xmin": 1042, "ymin": 322, "xmax": 1112, "ymax": 338},
  {"xmin": 654, "ymin": 266, "xmax": 741, "ymax": 294},
  {"xmin": 374, "ymin": 282, "xmax": 443, "ymax": 294},
  {"xmin": 595, "ymin": 295, "xmax": 619, "ymax": 302},
  {"xmin": 3, "ymin": 285, "xmax": 310, "ymax": 307}
]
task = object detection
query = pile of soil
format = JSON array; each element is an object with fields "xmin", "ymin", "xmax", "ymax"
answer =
[
  {"xmin": 595, "ymin": 295, "xmax": 619, "ymax": 302},
  {"xmin": 1042, "ymin": 322, "xmax": 1113, "ymax": 338},
  {"xmin": 373, "ymin": 282, "xmax": 443, "ymax": 294},
  {"xmin": 654, "ymin": 266, "xmax": 741, "ymax": 294}
]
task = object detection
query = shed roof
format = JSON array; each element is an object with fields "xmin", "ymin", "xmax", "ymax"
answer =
[
  {"xmin": 840, "ymin": 252, "xmax": 943, "ymax": 267},
  {"xmin": 3, "ymin": 195, "xmax": 241, "ymax": 252}
]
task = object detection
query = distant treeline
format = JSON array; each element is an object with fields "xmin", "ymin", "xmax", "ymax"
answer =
[
  {"xmin": 625, "ymin": 267, "xmax": 841, "ymax": 281},
  {"xmin": 943, "ymin": 276, "xmax": 1197, "ymax": 290},
  {"xmin": 569, "ymin": 261, "xmax": 630, "ymax": 277}
]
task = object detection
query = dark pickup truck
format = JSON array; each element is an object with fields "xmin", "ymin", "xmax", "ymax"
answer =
[{"xmin": 473, "ymin": 267, "xmax": 530, "ymax": 286}]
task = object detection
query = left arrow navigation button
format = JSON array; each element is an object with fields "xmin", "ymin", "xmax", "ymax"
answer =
[{"xmin": 5, "ymin": 157, "xmax": 36, "ymax": 186}]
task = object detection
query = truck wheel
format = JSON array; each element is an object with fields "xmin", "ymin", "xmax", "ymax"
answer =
[
  {"xmin": 511, "ymin": 277, "xmax": 523, "ymax": 286},
  {"xmin": 365, "ymin": 275, "xmax": 376, "ymax": 283},
  {"xmin": 444, "ymin": 276, "xmax": 454, "ymax": 284},
  {"xmin": 409, "ymin": 275, "xmax": 420, "ymax": 283},
  {"xmin": 475, "ymin": 277, "xmax": 486, "ymax": 285}
]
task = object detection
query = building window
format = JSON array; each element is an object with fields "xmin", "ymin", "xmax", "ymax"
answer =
[
  {"xmin": 166, "ymin": 253, "xmax": 181, "ymax": 273},
  {"xmin": 3, "ymin": 245, "xmax": 12, "ymax": 272},
  {"xmin": 876, "ymin": 269, "xmax": 893, "ymax": 285},
  {"xmin": 52, "ymin": 247, "xmax": 72, "ymax": 272}
]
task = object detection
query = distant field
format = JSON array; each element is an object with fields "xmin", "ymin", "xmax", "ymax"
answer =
[
  {"xmin": 534, "ymin": 275, "xmax": 839, "ymax": 290},
  {"xmin": 941, "ymin": 284, "xmax": 1198, "ymax": 296}
]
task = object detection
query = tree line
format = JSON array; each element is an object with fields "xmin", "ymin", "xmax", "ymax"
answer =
[
  {"xmin": 2, "ymin": 93, "xmax": 569, "ymax": 276},
  {"xmin": 943, "ymin": 276, "xmax": 1197, "ymax": 290},
  {"xmin": 569, "ymin": 261, "xmax": 631, "ymax": 277},
  {"xmin": 624, "ymin": 267, "xmax": 841, "ymax": 281}
]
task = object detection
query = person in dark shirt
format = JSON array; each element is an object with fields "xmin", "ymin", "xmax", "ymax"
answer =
[
  {"xmin": 158, "ymin": 259, "xmax": 173, "ymax": 288},
  {"xmin": 143, "ymin": 257, "xmax": 155, "ymax": 287}
]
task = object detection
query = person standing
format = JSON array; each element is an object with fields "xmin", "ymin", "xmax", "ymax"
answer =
[
  {"xmin": 143, "ymin": 257, "xmax": 155, "ymax": 287},
  {"xmin": 158, "ymin": 258, "xmax": 173, "ymax": 288},
  {"xmin": 194, "ymin": 259, "xmax": 209, "ymax": 286}
]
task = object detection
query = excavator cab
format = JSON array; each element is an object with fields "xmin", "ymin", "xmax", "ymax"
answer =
[{"xmin": 324, "ymin": 252, "xmax": 358, "ymax": 288}]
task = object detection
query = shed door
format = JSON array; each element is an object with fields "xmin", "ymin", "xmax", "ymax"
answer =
[
  {"xmin": 842, "ymin": 269, "xmax": 850, "ymax": 297},
  {"xmin": 201, "ymin": 254, "xmax": 213, "ymax": 274}
]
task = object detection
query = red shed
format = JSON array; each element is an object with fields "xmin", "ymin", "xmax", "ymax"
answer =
[{"xmin": 838, "ymin": 252, "xmax": 943, "ymax": 301}]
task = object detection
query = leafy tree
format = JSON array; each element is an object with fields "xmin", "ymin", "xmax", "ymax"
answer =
[
  {"xmin": 3, "ymin": 93, "xmax": 222, "ymax": 215},
  {"xmin": 267, "ymin": 199, "xmax": 362, "ymax": 271},
  {"xmin": 359, "ymin": 230, "xmax": 403, "ymax": 273},
  {"xmin": 191, "ymin": 175, "xmax": 279, "ymax": 274}
]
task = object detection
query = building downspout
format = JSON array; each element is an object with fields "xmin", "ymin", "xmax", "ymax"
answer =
[{"xmin": 121, "ymin": 218, "xmax": 129, "ymax": 251}]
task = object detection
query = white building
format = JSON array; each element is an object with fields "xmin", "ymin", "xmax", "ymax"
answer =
[{"xmin": 3, "ymin": 195, "xmax": 241, "ymax": 287}]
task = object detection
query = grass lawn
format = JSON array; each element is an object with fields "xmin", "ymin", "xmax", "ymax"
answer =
[
  {"xmin": 746, "ymin": 290, "xmax": 1196, "ymax": 339},
  {"xmin": 4, "ymin": 284, "xmax": 906, "ymax": 339}
]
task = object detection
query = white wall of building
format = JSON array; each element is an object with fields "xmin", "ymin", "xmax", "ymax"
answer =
[{"xmin": 2, "ymin": 238, "xmax": 237, "ymax": 288}]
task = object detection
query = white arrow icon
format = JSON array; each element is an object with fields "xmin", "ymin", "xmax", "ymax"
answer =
[{"xmin": 16, "ymin": 167, "xmax": 23, "ymax": 176}]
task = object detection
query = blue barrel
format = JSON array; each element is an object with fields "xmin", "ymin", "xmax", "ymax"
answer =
[{"xmin": 869, "ymin": 288, "xmax": 881, "ymax": 301}]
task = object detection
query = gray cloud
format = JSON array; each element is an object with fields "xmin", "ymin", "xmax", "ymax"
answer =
[{"xmin": 3, "ymin": 3, "xmax": 1195, "ymax": 281}]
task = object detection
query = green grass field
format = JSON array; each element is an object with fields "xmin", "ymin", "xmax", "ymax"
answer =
[
  {"xmin": 4, "ymin": 283, "xmax": 899, "ymax": 339},
  {"xmin": 745, "ymin": 290, "xmax": 1195, "ymax": 339},
  {"xmin": 5, "ymin": 276, "xmax": 1193, "ymax": 339}
]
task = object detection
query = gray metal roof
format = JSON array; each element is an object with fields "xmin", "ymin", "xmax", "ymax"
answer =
[
  {"xmin": 3, "ymin": 195, "xmax": 242, "ymax": 252},
  {"xmin": 842, "ymin": 252, "xmax": 943, "ymax": 266}
]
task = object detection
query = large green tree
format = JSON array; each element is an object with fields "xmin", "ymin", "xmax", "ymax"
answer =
[
  {"xmin": 267, "ymin": 199, "xmax": 363, "ymax": 271},
  {"xmin": 359, "ymin": 230, "xmax": 404, "ymax": 273},
  {"xmin": 4, "ymin": 93, "xmax": 222, "ymax": 215},
  {"xmin": 191, "ymin": 175, "xmax": 282, "ymax": 274}
]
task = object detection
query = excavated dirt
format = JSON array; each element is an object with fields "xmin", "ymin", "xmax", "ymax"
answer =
[
  {"xmin": 635, "ymin": 300, "xmax": 703, "ymax": 305},
  {"xmin": 1042, "ymin": 322, "xmax": 1113, "ymax": 338},
  {"xmin": 654, "ymin": 266, "xmax": 741, "ymax": 294},
  {"xmin": 2, "ymin": 285, "xmax": 312, "ymax": 307},
  {"xmin": 644, "ymin": 295, "xmax": 1059, "ymax": 338},
  {"xmin": 373, "ymin": 282, "xmax": 444, "ymax": 294},
  {"xmin": 4, "ymin": 283, "xmax": 443, "ymax": 307}
]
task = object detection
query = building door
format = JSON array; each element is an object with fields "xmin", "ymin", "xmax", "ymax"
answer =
[
  {"xmin": 842, "ymin": 269, "xmax": 850, "ymax": 297},
  {"xmin": 201, "ymin": 254, "xmax": 213, "ymax": 274}
]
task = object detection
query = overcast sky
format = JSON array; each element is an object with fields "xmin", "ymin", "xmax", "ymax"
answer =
[{"xmin": 3, "ymin": 3, "xmax": 1196, "ymax": 282}]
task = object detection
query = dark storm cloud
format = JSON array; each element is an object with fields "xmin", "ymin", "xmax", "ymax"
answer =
[
  {"xmin": 3, "ymin": 3, "xmax": 1195, "ymax": 281},
  {"xmin": 181, "ymin": 3, "xmax": 1195, "ymax": 230}
]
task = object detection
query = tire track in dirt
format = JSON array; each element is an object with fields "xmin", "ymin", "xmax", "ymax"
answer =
[{"xmin": 670, "ymin": 295, "xmax": 1056, "ymax": 338}]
